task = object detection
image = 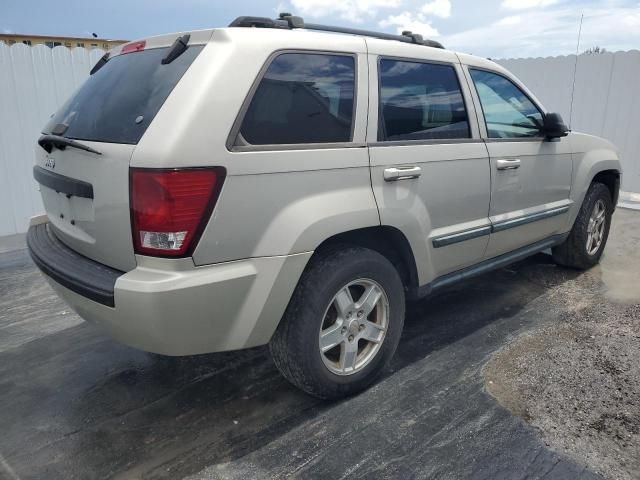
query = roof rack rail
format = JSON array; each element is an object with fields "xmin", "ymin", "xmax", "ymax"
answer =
[{"xmin": 228, "ymin": 13, "xmax": 445, "ymax": 49}]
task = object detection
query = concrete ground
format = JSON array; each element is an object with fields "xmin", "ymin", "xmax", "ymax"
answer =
[
  {"xmin": 484, "ymin": 209, "xmax": 640, "ymax": 480},
  {"xmin": 0, "ymin": 209, "xmax": 637, "ymax": 480}
]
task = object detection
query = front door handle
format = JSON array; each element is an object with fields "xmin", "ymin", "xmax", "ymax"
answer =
[
  {"xmin": 496, "ymin": 158, "xmax": 521, "ymax": 170},
  {"xmin": 384, "ymin": 166, "xmax": 422, "ymax": 181}
]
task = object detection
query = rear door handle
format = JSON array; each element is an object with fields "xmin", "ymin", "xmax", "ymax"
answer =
[
  {"xmin": 496, "ymin": 159, "xmax": 521, "ymax": 170},
  {"xmin": 383, "ymin": 166, "xmax": 422, "ymax": 181}
]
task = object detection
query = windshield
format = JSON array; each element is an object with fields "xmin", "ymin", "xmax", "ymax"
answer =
[{"xmin": 43, "ymin": 45, "xmax": 203, "ymax": 145}]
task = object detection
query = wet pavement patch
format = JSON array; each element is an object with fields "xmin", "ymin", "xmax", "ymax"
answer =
[
  {"xmin": 0, "ymin": 209, "xmax": 637, "ymax": 479},
  {"xmin": 484, "ymin": 210, "xmax": 640, "ymax": 480}
]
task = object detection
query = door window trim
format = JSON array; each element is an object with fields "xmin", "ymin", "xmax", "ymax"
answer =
[
  {"xmin": 375, "ymin": 55, "xmax": 474, "ymax": 145},
  {"xmin": 226, "ymin": 49, "xmax": 359, "ymax": 152},
  {"xmin": 467, "ymin": 66, "xmax": 547, "ymax": 142},
  {"xmin": 367, "ymin": 138, "xmax": 483, "ymax": 147}
]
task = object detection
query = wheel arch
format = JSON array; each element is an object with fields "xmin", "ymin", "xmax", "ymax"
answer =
[
  {"xmin": 314, "ymin": 225, "xmax": 420, "ymax": 297},
  {"xmin": 568, "ymin": 149, "xmax": 622, "ymax": 230},
  {"xmin": 592, "ymin": 169, "xmax": 621, "ymax": 208}
]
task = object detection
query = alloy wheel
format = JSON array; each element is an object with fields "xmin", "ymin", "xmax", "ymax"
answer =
[
  {"xmin": 318, "ymin": 278, "xmax": 389, "ymax": 376},
  {"xmin": 586, "ymin": 199, "xmax": 607, "ymax": 255}
]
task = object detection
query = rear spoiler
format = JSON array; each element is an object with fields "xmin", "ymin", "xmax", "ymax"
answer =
[{"xmin": 90, "ymin": 33, "xmax": 196, "ymax": 75}]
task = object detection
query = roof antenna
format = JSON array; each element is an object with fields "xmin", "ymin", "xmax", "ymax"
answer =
[{"xmin": 569, "ymin": 13, "xmax": 584, "ymax": 130}]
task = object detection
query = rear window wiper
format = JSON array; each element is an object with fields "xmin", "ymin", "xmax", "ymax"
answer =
[
  {"xmin": 38, "ymin": 134, "xmax": 102, "ymax": 155},
  {"xmin": 162, "ymin": 34, "xmax": 190, "ymax": 65},
  {"xmin": 90, "ymin": 52, "xmax": 110, "ymax": 75}
]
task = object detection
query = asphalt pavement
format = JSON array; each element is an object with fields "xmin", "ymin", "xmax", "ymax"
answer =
[{"xmin": 2, "ymin": 210, "xmax": 636, "ymax": 479}]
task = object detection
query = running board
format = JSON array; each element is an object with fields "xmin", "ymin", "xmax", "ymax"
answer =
[{"xmin": 416, "ymin": 233, "xmax": 568, "ymax": 298}]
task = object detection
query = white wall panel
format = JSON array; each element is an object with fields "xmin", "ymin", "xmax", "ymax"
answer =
[{"xmin": 0, "ymin": 44, "xmax": 105, "ymax": 236}]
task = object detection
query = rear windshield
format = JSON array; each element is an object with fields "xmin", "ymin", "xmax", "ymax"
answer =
[{"xmin": 44, "ymin": 45, "xmax": 203, "ymax": 144}]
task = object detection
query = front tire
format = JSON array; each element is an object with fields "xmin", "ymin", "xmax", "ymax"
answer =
[
  {"xmin": 270, "ymin": 246, "xmax": 405, "ymax": 399},
  {"xmin": 552, "ymin": 182, "xmax": 613, "ymax": 269}
]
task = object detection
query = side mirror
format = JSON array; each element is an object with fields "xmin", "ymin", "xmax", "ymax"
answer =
[{"xmin": 543, "ymin": 112, "xmax": 569, "ymax": 139}]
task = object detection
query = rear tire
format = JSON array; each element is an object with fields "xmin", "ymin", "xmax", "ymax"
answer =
[
  {"xmin": 552, "ymin": 182, "xmax": 613, "ymax": 269},
  {"xmin": 270, "ymin": 246, "xmax": 405, "ymax": 399}
]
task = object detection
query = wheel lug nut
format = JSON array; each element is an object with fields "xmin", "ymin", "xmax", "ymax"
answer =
[
  {"xmin": 359, "ymin": 324, "xmax": 364, "ymax": 331},
  {"xmin": 341, "ymin": 327, "xmax": 347, "ymax": 334},
  {"xmin": 357, "ymin": 311, "xmax": 363, "ymax": 318},
  {"xmin": 348, "ymin": 335, "xmax": 354, "ymax": 342}
]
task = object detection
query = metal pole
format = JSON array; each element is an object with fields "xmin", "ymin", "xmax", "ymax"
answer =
[{"xmin": 569, "ymin": 13, "xmax": 584, "ymax": 129}]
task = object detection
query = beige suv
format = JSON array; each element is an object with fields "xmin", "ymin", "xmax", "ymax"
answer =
[{"xmin": 27, "ymin": 14, "xmax": 621, "ymax": 399}]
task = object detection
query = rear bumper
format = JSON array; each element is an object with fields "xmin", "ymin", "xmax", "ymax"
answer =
[
  {"xmin": 27, "ymin": 221, "xmax": 311, "ymax": 355},
  {"xmin": 27, "ymin": 223, "xmax": 122, "ymax": 306}
]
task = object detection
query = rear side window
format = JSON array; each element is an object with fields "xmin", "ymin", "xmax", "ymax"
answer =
[
  {"xmin": 378, "ymin": 59, "xmax": 470, "ymax": 141},
  {"xmin": 44, "ymin": 46, "xmax": 204, "ymax": 144},
  {"xmin": 238, "ymin": 53, "xmax": 355, "ymax": 145},
  {"xmin": 469, "ymin": 69, "xmax": 543, "ymax": 138}
]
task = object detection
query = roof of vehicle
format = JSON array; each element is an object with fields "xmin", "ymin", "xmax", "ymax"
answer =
[
  {"xmin": 229, "ymin": 14, "xmax": 445, "ymax": 49},
  {"xmin": 110, "ymin": 14, "xmax": 510, "ymax": 88},
  {"xmin": 210, "ymin": 21, "xmax": 545, "ymax": 112},
  {"xmin": 222, "ymin": 13, "xmax": 505, "ymax": 73}
]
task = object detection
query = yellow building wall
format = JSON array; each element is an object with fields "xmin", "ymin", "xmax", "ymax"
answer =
[{"xmin": 0, "ymin": 35, "xmax": 126, "ymax": 50}]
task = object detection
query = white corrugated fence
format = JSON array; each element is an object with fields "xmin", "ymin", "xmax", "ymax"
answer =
[
  {"xmin": 0, "ymin": 44, "xmax": 638, "ymax": 236},
  {"xmin": 0, "ymin": 43, "xmax": 105, "ymax": 236}
]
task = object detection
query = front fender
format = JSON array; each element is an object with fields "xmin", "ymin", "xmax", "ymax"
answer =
[{"xmin": 568, "ymin": 133, "xmax": 622, "ymax": 227}]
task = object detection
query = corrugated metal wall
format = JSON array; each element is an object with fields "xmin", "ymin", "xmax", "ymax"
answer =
[
  {"xmin": 0, "ymin": 45, "xmax": 638, "ymax": 236},
  {"xmin": 497, "ymin": 50, "xmax": 640, "ymax": 200},
  {"xmin": 0, "ymin": 43, "xmax": 105, "ymax": 236}
]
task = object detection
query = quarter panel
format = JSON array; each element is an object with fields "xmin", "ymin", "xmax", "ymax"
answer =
[{"xmin": 192, "ymin": 166, "xmax": 379, "ymax": 264}]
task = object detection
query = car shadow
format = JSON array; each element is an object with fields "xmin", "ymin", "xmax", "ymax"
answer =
[{"xmin": 0, "ymin": 252, "xmax": 580, "ymax": 479}]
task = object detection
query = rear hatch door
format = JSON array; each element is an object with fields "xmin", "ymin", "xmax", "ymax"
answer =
[{"xmin": 36, "ymin": 31, "xmax": 210, "ymax": 272}]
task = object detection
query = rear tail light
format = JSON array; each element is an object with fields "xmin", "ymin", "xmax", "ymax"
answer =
[{"xmin": 130, "ymin": 168, "xmax": 225, "ymax": 257}]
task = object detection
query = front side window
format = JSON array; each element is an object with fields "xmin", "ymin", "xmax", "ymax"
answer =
[
  {"xmin": 239, "ymin": 53, "xmax": 355, "ymax": 145},
  {"xmin": 378, "ymin": 59, "xmax": 470, "ymax": 141},
  {"xmin": 470, "ymin": 69, "xmax": 543, "ymax": 138}
]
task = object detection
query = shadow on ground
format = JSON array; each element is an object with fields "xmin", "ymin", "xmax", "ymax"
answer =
[
  {"xmin": 5, "ymin": 210, "xmax": 636, "ymax": 479},
  {"xmin": 484, "ymin": 208, "xmax": 640, "ymax": 480},
  {"xmin": 0, "ymin": 249, "xmax": 588, "ymax": 479}
]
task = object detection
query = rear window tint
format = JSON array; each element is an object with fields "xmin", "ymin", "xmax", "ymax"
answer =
[
  {"xmin": 239, "ymin": 53, "xmax": 355, "ymax": 145},
  {"xmin": 44, "ymin": 46, "xmax": 203, "ymax": 145},
  {"xmin": 378, "ymin": 59, "xmax": 470, "ymax": 141}
]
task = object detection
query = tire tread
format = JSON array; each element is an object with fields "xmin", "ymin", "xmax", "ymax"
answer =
[
  {"xmin": 552, "ymin": 182, "xmax": 612, "ymax": 269},
  {"xmin": 270, "ymin": 245, "xmax": 404, "ymax": 399}
]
